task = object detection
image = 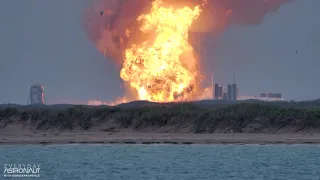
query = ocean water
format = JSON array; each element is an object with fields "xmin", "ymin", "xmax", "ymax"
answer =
[{"xmin": 1, "ymin": 144, "xmax": 320, "ymax": 180}]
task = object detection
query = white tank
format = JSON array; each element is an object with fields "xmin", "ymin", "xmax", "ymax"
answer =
[{"xmin": 29, "ymin": 84, "xmax": 46, "ymax": 105}]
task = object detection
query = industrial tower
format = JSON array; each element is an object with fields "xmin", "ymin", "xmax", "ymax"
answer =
[
  {"xmin": 27, "ymin": 84, "xmax": 46, "ymax": 105},
  {"xmin": 232, "ymin": 60, "xmax": 237, "ymax": 101}
]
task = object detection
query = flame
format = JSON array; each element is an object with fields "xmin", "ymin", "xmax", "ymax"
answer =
[
  {"xmin": 84, "ymin": 0, "xmax": 292, "ymax": 106},
  {"xmin": 119, "ymin": 0, "xmax": 206, "ymax": 102},
  {"xmin": 88, "ymin": 96, "xmax": 129, "ymax": 106},
  {"xmin": 125, "ymin": 28, "xmax": 131, "ymax": 38}
]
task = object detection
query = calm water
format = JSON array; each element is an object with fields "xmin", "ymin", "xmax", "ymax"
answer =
[{"xmin": 1, "ymin": 144, "xmax": 320, "ymax": 180}]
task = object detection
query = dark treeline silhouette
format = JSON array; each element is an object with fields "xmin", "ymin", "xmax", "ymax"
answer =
[{"xmin": 0, "ymin": 100, "xmax": 320, "ymax": 133}]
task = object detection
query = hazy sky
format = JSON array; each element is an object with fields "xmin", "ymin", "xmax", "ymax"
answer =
[{"xmin": 0, "ymin": 0, "xmax": 319, "ymax": 104}]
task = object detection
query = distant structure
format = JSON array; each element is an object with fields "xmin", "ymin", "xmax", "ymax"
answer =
[
  {"xmin": 214, "ymin": 84, "xmax": 219, "ymax": 100},
  {"xmin": 213, "ymin": 83, "xmax": 224, "ymax": 100},
  {"xmin": 227, "ymin": 84, "xmax": 232, "ymax": 101},
  {"xmin": 28, "ymin": 84, "xmax": 46, "ymax": 105},
  {"xmin": 237, "ymin": 88, "xmax": 239, "ymax": 99},
  {"xmin": 232, "ymin": 84, "xmax": 237, "ymax": 101},
  {"xmin": 211, "ymin": 75, "xmax": 215, "ymax": 99},
  {"xmin": 211, "ymin": 60, "xmax": 238, "ymax": 101},
  {"xmin": 238, "ymin": 92, "xmax": 284, "ymax": 101},
  {"xmin": 255, "ymin": 92, "xmax": 283, "ymax": 101},
  {"xmin": 218, "ymin": 86, "xmax": 223, "ymax": 99},
  {"xmin": 209, "ymin": 60, "xmax": 284, "ymax": 102},
  {"xmin": 232, "ymin": 60, "xmax": 237, "ymax": 101},
  {"xmin": 223, "ymin": 93, "xmax": 228, "ymax": 100},
  {"xmin": 274, "ymin": 93, "xmax": 282, "ymax": 98},
  {"xmin": 259, "ymin": 93, "xmax": 267, "ymax": 98},
  {"xmin": 226, "ymin": 84, "xmax": 237, "ymax": 101},
  {"xmin": 260, "ymin": 93, "xmax": 282, "ymax": 99},
  {"xmin": 223, "ymin": 60, "xmax": 238, "ymax": 101}
]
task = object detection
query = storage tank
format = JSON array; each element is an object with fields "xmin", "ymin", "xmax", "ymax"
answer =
[
  {"xmin": 218, "ymin": 86, "xmax": 223, "ymax": 99},
  {"xmin": 214, "ymin": 84, "xmax": 219, "ymax": 100},
  {"xmin": 28, "ymin": 84, "xmax": 46, "ymax": 105},
  {"xmin": 232, "ymin": 84, "xmax": 237, "ymax": 101},
  {"xmin": 227, "ymin": 84, "xmax": 232, "ymax": 101}
]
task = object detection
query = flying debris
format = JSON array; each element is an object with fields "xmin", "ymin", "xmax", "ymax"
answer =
[
  {"xmin": 100, "ymin": 9, "xmax": 112, "ymax": 16},
  {"xmin": 296, "ymin": 50, "xmax": 298, "ymax": 54}
]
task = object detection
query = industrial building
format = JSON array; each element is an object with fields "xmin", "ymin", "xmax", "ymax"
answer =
[
  {"xmin": 218, "ymin": 86, "xmax": 223, "ymax": 98},
  {"xmin": 238, "ymin": 96, "xmax": 284, "ymax": 101},
  {"xmin": 211, "ymin": 59, "xmax": 238, "ymax": 101},
  {"xmin": 209, "ymin": 60, "xmax": 282, "ymax": 102},
  {"xmin": 224, "ymin": 84, "xmax": 237, "ymax": 101},
  {"xmin": 238, "ymin": 92, "xmax": 284, "ymax": 101},
  {"xmin": 213, "ymin": 84, "xmax": 224, "ymax": 100},
  {"xmin": 214, "ymin": 84, "xmax": 219, "ymax": 99},
  {"xmin": 227, "ymin": 84, "xmax": 232, "ymax": 101},
  {"xmin": 274, "ymin": 93, "xmax": 282, "ymax": 98},
  {"xmin": 259, "ymin": 93, "xmax": 282, "ymax": 99},
  {"xmin": 212, "ymin": 83, "xmax": 238, "ymax": 101},
  {"xmin": 259, "ymin": 93, "xmax": 267, "ymax": 98},
  {"xmin": 223, "ymin": 93, "xmax": 228, "ymax": 100},
  {"xmin": 28, "ymin": 84, "xmax": 46, "ymax": 105},
  {"xmin": 232, "ymin": 84, "xmax": 237, "ymax": 101}
]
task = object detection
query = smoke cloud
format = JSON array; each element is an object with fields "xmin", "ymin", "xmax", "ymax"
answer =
[
  {"xmin": 83, "ymin": 0, "xmax": 292, "ymax": 104},
  {"xmin": 83, "ymin": 0, "xmax": 292, "ymax": 63}
]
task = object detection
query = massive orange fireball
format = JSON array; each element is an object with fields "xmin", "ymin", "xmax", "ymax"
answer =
[
  {"xmin": 120, "ymin": 0, "xmax": 205, "ymax": 102},
  {"xmin": 84, "ymin": 0, "xmax": 292, "ymax": 105}
]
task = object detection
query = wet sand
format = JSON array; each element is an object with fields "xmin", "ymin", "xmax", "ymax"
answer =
[{"xmin": 1, "ymin": 132, "xmax": 320, "ymax": 145}]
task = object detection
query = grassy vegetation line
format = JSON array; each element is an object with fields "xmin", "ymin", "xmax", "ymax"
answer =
[{"xmin": 0, "ymin": 102, "xmax": 320, "ymax": 133}]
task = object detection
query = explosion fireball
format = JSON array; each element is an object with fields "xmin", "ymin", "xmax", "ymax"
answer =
[
  {"xmin": 120, "ymin": 0, "xmax": 205, "ymax": 102},
  {"xmin": 84, "ymin": 0, "xmax": 292, "ymax": 105}
]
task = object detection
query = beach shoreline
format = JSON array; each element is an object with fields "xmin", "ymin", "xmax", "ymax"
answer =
[{"xmin": 1, "ymin": 132, "xmax": 320, "ymax": 145}]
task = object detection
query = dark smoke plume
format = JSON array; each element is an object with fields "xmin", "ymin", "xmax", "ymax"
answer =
[{"xmin": 83, "ymin": 0, "xmax": 293, "ymax": 63}]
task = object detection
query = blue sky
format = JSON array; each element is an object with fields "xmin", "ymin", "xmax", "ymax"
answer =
[{"xmin": 0, "ymin": 0, "xmax": 319, "ymax": 104}]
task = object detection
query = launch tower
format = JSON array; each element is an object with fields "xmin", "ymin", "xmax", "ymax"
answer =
[{"xmin": 28, "ymin": 84, "xmax": 46, "ymax": 105}]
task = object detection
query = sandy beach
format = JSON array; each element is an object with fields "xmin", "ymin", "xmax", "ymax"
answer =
[{"xmin": 1, "ymin": 131, "xmax": 320, "ymax": 145}]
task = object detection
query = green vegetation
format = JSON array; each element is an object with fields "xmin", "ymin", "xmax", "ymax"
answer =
[{"xmin": 0, "ymin": 102, "xmax": 320, "ymax": 133}]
